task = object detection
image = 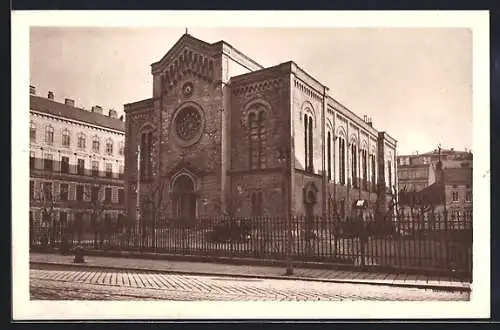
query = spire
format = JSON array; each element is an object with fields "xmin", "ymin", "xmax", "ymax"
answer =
[{"xmin": 185, "ymin": 28, "xmax": 189, "ymax": 35}]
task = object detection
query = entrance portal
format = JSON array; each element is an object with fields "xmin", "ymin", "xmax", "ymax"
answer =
[{"xmin": 172, "ymin": 175, "xmax": 196, "ymax": 220}]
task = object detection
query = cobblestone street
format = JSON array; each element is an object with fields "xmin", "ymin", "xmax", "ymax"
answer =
[{"xmin": 30, "ymin": 266, "xmax": 469, "ymax": 301}]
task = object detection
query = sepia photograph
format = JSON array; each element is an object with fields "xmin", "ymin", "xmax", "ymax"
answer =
[{"xmin": 12, "ymin": 11, "xmax": 490, "ymax": 320}]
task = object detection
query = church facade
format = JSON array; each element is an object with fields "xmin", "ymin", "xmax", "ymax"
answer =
[{"xmin": 124, "ymin": 34, "xmax": 397, "ymax": 222}]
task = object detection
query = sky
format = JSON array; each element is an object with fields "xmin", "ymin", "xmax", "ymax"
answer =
[{"xmin": 30, "ymin": 27, "xmax": 472, "ymax": 155}]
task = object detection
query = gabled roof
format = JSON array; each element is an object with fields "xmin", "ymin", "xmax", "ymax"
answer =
[{"xmin": 30, "ymin": 95, "xmax": 125, "ymax": 132}]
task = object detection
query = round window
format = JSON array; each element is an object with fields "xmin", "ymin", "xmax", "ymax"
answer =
[{"xmin": 174, "ymin": 107, "xmax": 202, "ymax": 141}]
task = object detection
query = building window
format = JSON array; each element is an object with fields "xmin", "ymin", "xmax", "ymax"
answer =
[
  {"xmin": 118, "ymin": 165, "xmax": 124, "ymax": 179},
  {"xmin": 42, "ymin": 182, "xmax": 53, "ymax": 200},
  {"xmin": 92, "ymin": 136, "xmax": 100, "ymax": 153},
  {"xmin": 92, "ymin": 161, "xmax": 99, "ymax": 176},
  {"xmin": 362, "ymin": 149, "xmax": 368, "ymax": 190},
  {"xmin": 62, "ymin": 128, "xmax": 70, "ymax": 147},
  {"xmin": 105, "ymin": 187, "xmax": 112, "ymax": 203},
  {"xmin": 118, "ymin": 189, "xmax": 124, "ymax": 204},
  {"xmin": 60, "ymin": 211, "xmax": 67, "ymax": 225},
  {"xmin": 304, "ymin": 114, "xmax": 314, "ymax": 172},
  {"xmin": 140, "ymin": 131, "xmax": 153, "ymax": 180},
  {"xmin": 327, "ymin": 132, "xmax": 332, "ymax": 180},
  {"xmin": 30, "ymin": 122, "xmax": 36, "ymax": 142},
  {"xmin": 45, "ymin": 125, "xmax": 54, "ymax": 145},
  {"xmin": 106, "ymin": 138, "xmax": 113, "ymax": 155},
  {"xmin": 249, "ymin": 110, "xmax": 267, "ymax": 170},
  {"xmin": 251, "ymin": 191, "xmax": 263, "ymax": 216},
  {"xmin": 465, "ymin": 191, "xmax": 472, "ymax": 202},
  {"xmin": 106, "ymin": 163, "xmax": 113, "ymax": 178},
  {"xmin": 77, "ymin": 133, "xmax": 86, "ymax": 149},
  {"xmin": 370, "ymin": 154, "xmax": 376, "ymax": 190},
  {"xmin": 44, "ymin": 154, "xmax": 53, "ymax": 171},
  {"xmin": 387, "ymin": 160, "xmax": 392, "ymax": 190},
  {"xmin": 76, "ymin": 185, "xmax": 84, "ymax": 201},
  {"xmin": 452, "ymin": 191, "xmax": 459, "ymax": 202},
  {"xmin": 91, "ymin": 186, "xmax": 100, "ymax": 202},
  {"xmin": 351, "ymin": 143, "xmax": 358, "ymax": 188},
  {"xmin": 30, "ymin": 151, "xmax": 35, "ymax": 169},
  {"xmin": 60, "ymin": 183, "xmax": 68, "ymax": 201},
  {"xmin": 77, "ymin": 159, "xmax": 85, "ymax": 175},
  {"xmin": 61, "ymin": 156, "xmax": 69, "ymax": 173},
  {"xmin": 339, "ymin": 137, "xmax": 346, "ymax": 185},
  {"xmin": 119, "ymin": 142, "xmax": 124, "ymax": 155},
  {"xmin": 30, "ymin": 180, "xmax": 34, "ymax": 199}
]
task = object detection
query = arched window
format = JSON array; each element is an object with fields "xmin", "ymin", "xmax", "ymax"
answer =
[
  {"xmin": 361, "ymin": 148, "xmax": 368, "ymax": 190},
  {"xmin": 140, "ymin": 127, "xmax": 154, "ymax": 180},
  {"xmin": 77, "ymin": 132, "xmax": 86, "ymax": 149},
  {"xmin": 62, "ymin": 128, "xmax": 70, "ymax": 147},
  {"xmin": 106, "ymin": 138, "xmax": 114, "ymax": 155},
  {"xmin": 387, "ymin": 160, "xmax": 392, "ymax": 191},
  {"xmin": 45, "ymin": 125, "xmax": 54, "ymax": 145},
  {"xmin": 371, "ymin": 153, "xmax": 376, "ymax": 190},
  {"xmin": 327, "ymin": 131, "xmax": 332, "ymax": 180},
  {"xmin": 248, "ymin": 109, "xmax": 267, "ymax": 170},
  {"xmin": 251, "ymin": 191, "xmax": 263, "ymax": 216},
  {"xmin": 338, "ymin": 136, "xmax": 346, "ymax": 185},
  {"xmin": 304, "ymin": 114, "xmax": 314, "ymax": 172},
  {"xmin": 308, "ymin": 116, "xmax": 313, "ymax": 172},
  {"xmin": 119, "ymin": 141, "xmax": 124, "ymax": 155},
  {"xmin": 351, "ymin": 143, "xmax": 358, "ymax": 188},
  {"xmin": 30, "ymin": 121, "xmax": 36, "ymax": 142},
  {"xmin": 92, "ymin": 136, "xmax": 100, "ymax": 153}
]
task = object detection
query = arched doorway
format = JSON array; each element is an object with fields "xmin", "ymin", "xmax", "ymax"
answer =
[{"xmin": 172, "ymin": 175, "xmax": 196, "ymax": 220}]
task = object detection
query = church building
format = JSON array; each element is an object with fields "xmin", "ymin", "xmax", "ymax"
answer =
[{"xmin": 124, "ymin": 33, "xmax": 397, "ymax": 223}]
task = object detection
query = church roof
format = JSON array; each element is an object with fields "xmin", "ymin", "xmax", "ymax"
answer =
[{"xmin": 30, "ymin": 95, "xmax": 125, "ymax": 132}]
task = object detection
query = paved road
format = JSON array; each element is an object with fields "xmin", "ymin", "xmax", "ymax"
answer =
[{"xmin": 30, "ymin": 267, "xmax": 469, "ymax": 301}]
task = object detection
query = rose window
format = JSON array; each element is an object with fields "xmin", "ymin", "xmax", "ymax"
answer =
[{"xmin": 175, "ymin": 107, "xmax": 202, "ymax": 141}]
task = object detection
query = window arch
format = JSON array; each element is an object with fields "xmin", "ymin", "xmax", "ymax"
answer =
[
  {"xmin": 92, "ymin": 135, "xmax": 100, "ymax": 153},
  {"xmin": 248, "ymin": 107, "xmax": 267, "ymax": 170},
  {"xmin": 45, "ymin": 125, "xmax": 54, "ymax": 145},
  {"xmin": 106, "ymin": 138, "xmax": 114, "ymax": 155},
  {"xmin": 77, "ymin": 132, "xmax": 86, "ymax": 149},
  {"xmin": 62, "ymin": 128, "xmax": 70, "ymax": 147},
  {"xmin": 140, "ymin": 126, "xmax": 154, "ymax": 180},
  {"xmin": 30, "ymin": 121, "xmax": 36, "ymax": 142}
]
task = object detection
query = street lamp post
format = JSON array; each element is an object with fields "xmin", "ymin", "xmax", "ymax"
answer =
[{"xmin": 278, "ymin": 146, "xmax": 293, "ymax": 276}]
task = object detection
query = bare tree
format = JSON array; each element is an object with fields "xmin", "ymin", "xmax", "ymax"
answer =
[
  {"xmin": 83, "ymin": 184, "xmax": 106, "ymax": 248},
  {"xmin": 32, "ymin": 183, "xmax": 61, "ymax": 247},
  {"xmin": 141, "ymin": 180, "xmax": 168, "ymax": 250}
]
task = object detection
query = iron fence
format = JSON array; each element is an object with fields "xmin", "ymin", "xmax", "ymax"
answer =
[{"xmin": 30, "ymin": 211, "xmax": 472, "ymax": 277}]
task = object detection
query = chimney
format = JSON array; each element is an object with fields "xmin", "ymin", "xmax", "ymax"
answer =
[
  {"xmin": 91, "ymin": 105, "xmax": 103, "ymax": 114},
  {"xmin": 30, "ymin": 85, "xmax": 36, "ymax": 95},
  {"xmin": 65, "ymin": 98, "xmax": 75, "ymax": 107},
  {"xmin": 367, "ymin": 117, "xmax": 373, "ymax": 127},
  {"xmin": 48, "ymin": 91, "xmax": 54, "ymax": 100},
  {"xmin": 119, "ymin": 115, "xmax": 124, "ymax": 121},
  {"xmin": 108, "ymin": 109, "xmax": 118, "ymax": 118}
]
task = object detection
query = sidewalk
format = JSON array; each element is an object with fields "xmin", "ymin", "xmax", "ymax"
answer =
[{"xmin": 30, "ymin": 252, "xmax": 471, "ymax": 292}]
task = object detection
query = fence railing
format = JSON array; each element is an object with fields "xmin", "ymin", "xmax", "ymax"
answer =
[{"xmin": 30, "ymin": 211, "xmax": 472, "ymax": 277}]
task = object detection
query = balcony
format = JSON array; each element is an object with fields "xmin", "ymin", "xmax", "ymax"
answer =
[{"xmin": 30, "ymin": 157, "xmax": 124, "ymax": 183}]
